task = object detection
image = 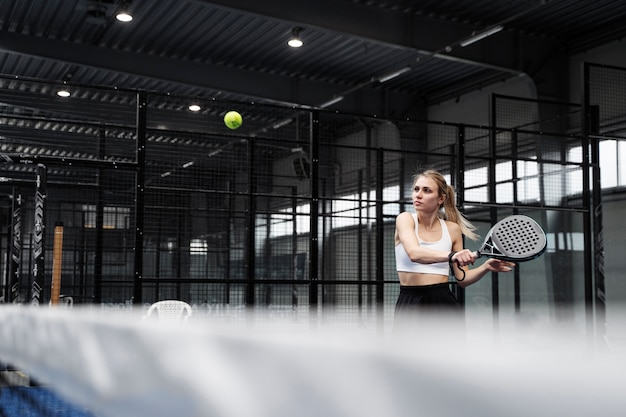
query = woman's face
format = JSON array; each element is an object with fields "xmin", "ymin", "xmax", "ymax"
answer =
[{"xmin": 412, "ymin": 175, "xmax": 444, "ymax": 212}]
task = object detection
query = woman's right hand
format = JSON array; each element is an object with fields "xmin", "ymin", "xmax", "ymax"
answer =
[{"xmin": 451, "ymin": 249, "xmax": 477, "ymax": 267}]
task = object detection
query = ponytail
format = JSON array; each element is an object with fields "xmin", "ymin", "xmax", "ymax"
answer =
[{"xmin": 439, "ymin": 183, "xmax": 479, "ymax": 241}]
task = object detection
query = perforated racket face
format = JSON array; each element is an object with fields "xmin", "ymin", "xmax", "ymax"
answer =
[{"xmin": 489, "ymin": 215, "xmax": 547, "ymax": 261}]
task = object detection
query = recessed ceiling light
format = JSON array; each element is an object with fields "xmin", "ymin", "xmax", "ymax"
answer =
[
  {"xmin": 57, "ymin": 90, "xmax": 71, "ymax": 97},
  {"xmin": 288, "ymin": 38, "xmax": 303, "ymax": 48},
  {"xmin": 115, "ymin": 4, "xmax": 133, "ymax": 22},
  {"xmin": 116, "ymin": 12, "xmax": 132, "ymax": 22},
  {"xmin": 188, "ymin": 104, "xmax": 201, "ymax": 112},
  {"xmin": 288, "ymin": 27, "xmax": 303, "ymax": 48}
]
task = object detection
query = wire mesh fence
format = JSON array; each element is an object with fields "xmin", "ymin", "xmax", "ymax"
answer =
[{"xmin": 0, "ymin": 74, "xmax": 595, "ymax": 335}]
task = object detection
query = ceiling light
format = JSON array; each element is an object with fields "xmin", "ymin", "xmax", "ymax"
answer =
[
  {"xmin": 116, "ymin": 11, "xmax": 132, "ymax": 22},
  {"xmin": 460, "ymin": 25, "xmax": 503, "ymax": 47},
  {"xmin": 288, "ymin": 27, "xmax": 303, "ymax": 48},
  {"xmin": 377, "ymin": 66, "xmax": 411, "ymax": 83},
  {"xmin": 115, "ymin": 3, "xmax": 133, "ymax": 22},
  {"xmin": 188, "ymin": 104, "xmax": 201, "ymax": 112},
  {"xmin": 272, "ymin": 118, "xmax": 293, "ymax": 129},
  {"xmin": 56, "ymin": 90, "xmax": 71, "ymax": 97},
  {"xmin": 318, "ymin": 96, "xmax": 344, "ymax": 108}
]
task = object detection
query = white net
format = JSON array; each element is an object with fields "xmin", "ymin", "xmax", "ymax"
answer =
[{"xmin": 0, "ymin": 305, "xmax": 625, "ymax": 417}]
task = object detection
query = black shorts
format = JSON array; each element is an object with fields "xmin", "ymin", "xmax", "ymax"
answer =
[
  {"xmin": 395, "ymin": 283, "xmax": 460, "ymax": 310},
  {"xmin": 393, "ymin": 283, "xmax": 465, "ymax": 336}
]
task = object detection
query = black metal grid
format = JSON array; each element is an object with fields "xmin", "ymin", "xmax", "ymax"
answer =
[{"xmin": 0, "ymin": 75, "xmax": 594, "ymax": 334}]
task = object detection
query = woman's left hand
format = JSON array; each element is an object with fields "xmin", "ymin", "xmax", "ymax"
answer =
[{"xmin": 485, "ymin": 259, "xmax": 516, "ymax": 272}]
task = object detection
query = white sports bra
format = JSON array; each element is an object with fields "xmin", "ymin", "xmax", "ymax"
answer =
[{"xmin": 395, "ymin": 214, "xmax": 452, "ymax": 275}]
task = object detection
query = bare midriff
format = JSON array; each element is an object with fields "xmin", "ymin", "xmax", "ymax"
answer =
[{"xmin": 397, "ymin": 271, "xmax": 448, "ymax": 286}]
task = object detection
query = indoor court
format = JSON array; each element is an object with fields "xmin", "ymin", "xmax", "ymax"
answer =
[{"xmin": 1, "ymin": 1, "xmax": 626, "ymax": 416}]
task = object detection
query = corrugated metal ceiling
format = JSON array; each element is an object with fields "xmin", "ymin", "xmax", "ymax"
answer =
[{"xmin": 1, "ymin": 0, "xmax": 626, "ymax": 116}]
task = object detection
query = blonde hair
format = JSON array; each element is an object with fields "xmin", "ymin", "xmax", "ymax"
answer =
[{"xmin": 413, "ymin": 169, "xmax": 479, "ymax": 241}]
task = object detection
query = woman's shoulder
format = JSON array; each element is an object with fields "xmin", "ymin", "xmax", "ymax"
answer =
[
  {"xmin": 444, "ymin": 219, "xmax": 462, "ymax": 234},
  {"xmin": 396, "ymin": 211, "xmax": 415, "ymax": 225}
]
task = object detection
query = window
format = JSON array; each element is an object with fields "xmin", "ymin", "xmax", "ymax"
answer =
[
  {"xmin": 270, "ymin": 204, "xmax": 310, "ymax": 238},
  {"xmin": 83, "ymin": 205, "xmax": 130, "ymax": 229},
  {"xmin": 567, "ymin": 141, "xmax": 624, "ymax": 193},
  {"xmin": 268, "ymin": 186, "xmax": 400, "ymax": 237},
  {"xmin": 190, "ymin": 239, "xmax": 207, "ymax": 255}
]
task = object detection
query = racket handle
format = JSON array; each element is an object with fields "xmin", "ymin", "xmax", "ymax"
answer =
[{"xmin": 473, "ymin": 250, "xmax": 482, "ymax": 259}]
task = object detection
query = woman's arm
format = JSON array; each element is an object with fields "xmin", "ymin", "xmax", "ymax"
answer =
[
  {"xmin": 395, "ymin": 212, "xmax": 450, "ymax": 264},
  {"xmin": 447, "ymin": 222, "xmax": 515, "ymax": 287},
  {"xmin": 452, "ymin": 258, "xmax": 515, "ymax": 287}
]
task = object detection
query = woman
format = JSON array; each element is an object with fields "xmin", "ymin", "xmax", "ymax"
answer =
[{"xmin": 394, "ymin": 169, "xmax": 514, "ymax": 329}]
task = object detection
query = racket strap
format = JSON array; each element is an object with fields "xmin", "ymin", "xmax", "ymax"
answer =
[{"xmin": 448, "ymin": 251, "xmax": 465, "ymax": 282}]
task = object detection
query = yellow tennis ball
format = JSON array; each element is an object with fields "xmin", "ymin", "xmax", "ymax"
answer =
[{"xmin": 224, "ymin": 111, "xmax": 242, "ymax": 129}]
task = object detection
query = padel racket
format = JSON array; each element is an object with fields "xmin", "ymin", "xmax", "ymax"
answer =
[
  {"xmin": 475, "ymin": 215, "xmax": 547, "ymax": 262},
  {"xmin": 453, "ymin": 215, "xmax": 546, "ymax": 281}
]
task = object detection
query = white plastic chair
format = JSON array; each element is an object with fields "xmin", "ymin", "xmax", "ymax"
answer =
[{"xmin": 144, "ymin": 300, "xmax": 192, "ymax": 324}]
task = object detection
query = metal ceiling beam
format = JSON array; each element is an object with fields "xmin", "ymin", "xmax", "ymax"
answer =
[
  {"xmin": 0, "ymin": 31, "xmax": 420, "ymax": 115},
  {"xmin": 205, "ymin": 0, "xmax": 577, "ymax": 101},
  {"xmin": 197, "ymin": 0, "xmax": 549, "ymax": 73},
  {"xmin": 0, "ymin": 32, "xmax": 294, "ymax": 104},
  {"xmin": 194, "ymin": 0, "xmax": 467, "ymax": 51},
  {"xmin": 197, "ymin": 0, "xmax": 573, "ymax": 101}
]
